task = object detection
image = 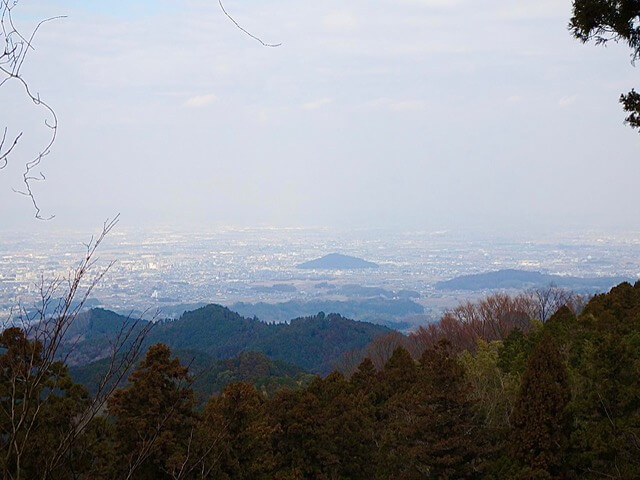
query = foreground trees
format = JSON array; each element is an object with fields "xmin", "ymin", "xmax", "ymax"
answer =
[
  {"xmin": 0, "ymin": 328, "xmax": 89, "ymax": 479},
  {"xmin": 107, "ymin": 344, "xmax": 195, "ymax": 479},
  {"xmin": 510, "ymin": 335, "xmax": 571, "ymax": 479},
  {"xmin": 1, "ymin": 282, "xmax": 640, "ymax": 478},
  {"xmin": 570, "ymin": 0, "xmax": 640, "ymax": 131}
]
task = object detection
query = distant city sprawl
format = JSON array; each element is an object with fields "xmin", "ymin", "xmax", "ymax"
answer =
[{"xmin": 1, "ymin": 227, "xmax": 638, "ymax": 328}]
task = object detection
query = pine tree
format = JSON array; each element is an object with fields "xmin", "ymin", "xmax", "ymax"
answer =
[
  {"xmin": 417, "ymin": 340, "xmax": 489, "ymax": 479},
  {"xmin": 268, "ymin": 372, "xmax": 376, "ymax": 479},
  {"xmin": 350, "ymin": 357, "xmax": 377, "ymax": 393},
  {"xmin": 376, "ymin": 346, "xmax": 418, "ymax": 478},
  {"xmin": 570, "ymin": 331, "xmax": 640, "ymax": 477},
  {"xmin": 380, "ymin": 346, "xmax": 417, "ymax": 399}
]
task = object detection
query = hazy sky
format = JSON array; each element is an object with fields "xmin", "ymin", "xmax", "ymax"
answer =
[{"xmin": 1, "ymin": 0, "xmax": 638, "ymax": 234}]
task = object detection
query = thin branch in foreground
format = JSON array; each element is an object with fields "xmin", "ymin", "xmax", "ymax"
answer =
[
  {"xmin": 0, "ymin": 0, "xmax": 64, "ymax": 220},
  {"xmin": 218, "ymin": 0, "xmax": 282, "ymax": 48}
]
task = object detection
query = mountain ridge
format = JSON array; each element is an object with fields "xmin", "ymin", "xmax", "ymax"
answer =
[{"xmin": 64, "ymin": 304, "xmax": 392, "ymax": 374}]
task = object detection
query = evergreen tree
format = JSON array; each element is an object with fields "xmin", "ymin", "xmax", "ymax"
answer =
[
  {"xmin": 511, "ymin": 335, "xmax": 571, "ymax": 479},
  {"xmin": 268, "ymin": 372, "xmax": 376, "ymax": 479},
  {"xmin": 107, "ymin": 343, "xmax": 195, "ymax": 479},
  {"xmin": 267, "ymin": 388, "xmax": 316, "ymax": 479},
  {"xmin": 350, "ymin": 357, "xmax": 377, "ymax": 393},
  {"xmin": 570, "ymin": 0, "xmax": 640, "ymax": 131},
  {"xmin": 310, "ymin": 371, "xmax": 376, "ymax": 479},
  {"xmin": 569, "ymin": 331, "xmax": 640, "ymax": 477},
  {"xmin": 379, "ymin": 340, "xmax": 487, "ymax": 479},
  {"xmin": 198, "ymin": 382, "xmax": 273, "ymax": 479},
  {"xmin": 0, "ymin": 327, "xmax": 90, "ymax": 479},
  {"xmin": 380, "ymin": 346, "xmax": 417, "ymax": 399}
]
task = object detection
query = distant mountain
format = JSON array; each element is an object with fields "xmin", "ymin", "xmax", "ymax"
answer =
[
  {"xmin": 63, "ymin": 305, "xmax": 392, "ymax": 374},
  {"xmin": 297, "ymin": 253, "xmax": 378, "ymax": 270},
  {"xmin": 435, "ymin": 269, "xmax": 633, "ymax": 293}
]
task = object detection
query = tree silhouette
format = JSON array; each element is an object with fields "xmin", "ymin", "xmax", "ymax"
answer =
[{"xmin": 570, "ymin": 0, "xmax": 640, "ymax": 131}]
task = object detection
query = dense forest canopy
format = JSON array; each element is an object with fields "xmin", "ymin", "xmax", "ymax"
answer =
[{"xmin": 0, "ymin": 281, "xmax": 639, "ymax": 478}]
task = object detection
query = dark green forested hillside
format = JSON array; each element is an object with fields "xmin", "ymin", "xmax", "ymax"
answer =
[{"xmin": 64, "ymin": 304, "xmax": 391, "ymax": 374}]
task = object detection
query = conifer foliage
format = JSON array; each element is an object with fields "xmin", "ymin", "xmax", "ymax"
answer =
[
  {"xmin": 107, "ymin": 343, "xmax": 195, "ymax": 479},
  {"xmin": 511, "ymin": 335, "xmax": 571, "ymax": 479}
]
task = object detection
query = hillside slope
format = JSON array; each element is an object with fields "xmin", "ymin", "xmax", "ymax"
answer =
[{"xmin": 64, "ymin": 305, "xmax": 391, "ymax": 374}]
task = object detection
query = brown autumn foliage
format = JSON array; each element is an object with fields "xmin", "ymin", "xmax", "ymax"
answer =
[
  {"xmin": 338, "ymin": 287, "xmax": 583, "ymax": 376},
  {"xmin": 412, "ymin": 287, "xmax": 583, "ymax": 355}
]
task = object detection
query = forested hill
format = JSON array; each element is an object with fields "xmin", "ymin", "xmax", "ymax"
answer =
[{"xmin": 65, "ymin": 305, "xmax": 391, "ymax": 374}]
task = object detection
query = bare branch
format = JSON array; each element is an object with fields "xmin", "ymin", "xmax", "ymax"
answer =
[
  {"xmin": 1, "ymin": 0, "xmax": 64, "ymax": 219},
  {"xmin": 218, "ymin": 0, "xmax": 282, "ymax": 48},
  {"xmin": 0, "ymin": 215, "xmax": 157, "ymax": 479}
]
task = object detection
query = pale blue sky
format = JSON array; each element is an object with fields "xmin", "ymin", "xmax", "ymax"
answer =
[{"xmin": 1, "ymin": 0, "xmax": 638, "ymax": 234}]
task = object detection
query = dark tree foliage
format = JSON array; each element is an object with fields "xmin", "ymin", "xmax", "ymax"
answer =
[
  {"xmin": 620, "ymin": 89, "xmax": 640, "ymax": 129},
  {"xmin": 107, "ymin": 343, "xmax": 195, "ymax": 479},
  {"xmin": 380, "ymin": 346, "xmax": 417, "ymax": 399},
  {"xmin": 418, "ymin": 341, "xmax": 490, "ymax": 479},
  {"xmin": 72, "ymin": 306, "xmax": 389, "ymax": 375},
  {"xmin": 497, "ymin": 328, "xmax": 536, "ymax": 375},
  {"xmin": 0, "ymin": 328, "xmax": 90, "ymax": 479},
  {"xmin": 511, "ymin": 335, "xmax": 571, "ymax": 479},
  {"xmin": 379, "ymin": 341, "xmax": 488, "ymax": 480},
  {"xmin": 570, "ymin": 0, "xmax": 640, "ymax": 131},
  {"xmin": 350, "ymin": 357, "xmax": 378, "ymax": 395},
  {"xmin": 268, "ymin": 372, "xmax": 376, "ymax": 479},
  {"xmin": 565, "ymin": 282, "xmax": 640, "ymax": 477},
  {"xmin": 199, "ymin": 382, "xmax": 274, "ymax": 479}
]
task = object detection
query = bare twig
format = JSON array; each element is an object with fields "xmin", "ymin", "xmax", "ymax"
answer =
[
  {"xmin": 218, "ymin": 0, "xmax": 282, "ymax": 48},
  {"xmin": 0, "ymin": 0, "xmax": 64, "ymax": 219},
  {"xmin": 0, "ymin": 215, "xmax": 156, "ymax": 480}
]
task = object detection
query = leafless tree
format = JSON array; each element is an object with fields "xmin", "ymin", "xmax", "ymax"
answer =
[
  {"xmin": 410, "ymin": 287, "xmax": 585, "ymax": 356},
  {"xmin": 0, "ymin": 0, "xmax": 65, "ymax": 219},
  {"xmin": 0, "ymin": 2, "xmax": 280, "ymax": 477},
  {"xmin": 410, "ymin": 293, "xmax": 536, "ymax": 354},
  {"xmin": 218, "ymin": 0, "xmax": 282, "ymax": 47},
  {"xmin": 339, "ymin": 287, "xmax": 587, "ymax": 376},
  {"xmin": 526, "ymin": 284, "xmax": 585, "ymax": 323},
  {"xmin": 0, "ymin": 216, "xmax": 154, "ymax": 479},
  {"xmin": 1, "ymin": 0, "xmax": 280, "ymax": 220}
]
